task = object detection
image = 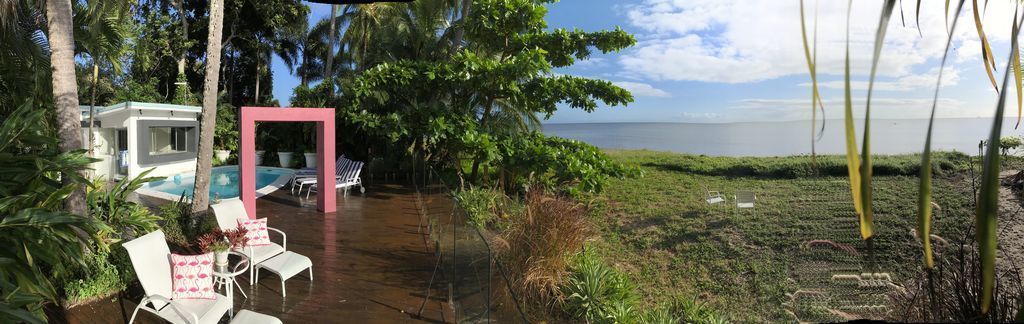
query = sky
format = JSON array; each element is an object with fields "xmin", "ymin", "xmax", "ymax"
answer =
[{"xmin": 270, "ymin": 0, "xmax": 1024, "ymax": 124}]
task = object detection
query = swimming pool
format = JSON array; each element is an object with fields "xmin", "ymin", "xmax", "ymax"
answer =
[{"xmin": 136, "ymin": 166, "xmax": 295, "ymax": 201}]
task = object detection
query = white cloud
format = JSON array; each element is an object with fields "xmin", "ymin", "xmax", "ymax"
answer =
[
  {"xmin": 618, "ymin": 0, "xmax": 1017, "ymax": 83},
  {"xmin": 800, "ymin": 67, "xmax": 961, "ymax": 91},
  {"xmin": 732, "ymin": 97, "xmax": 978, "ymax": 121},
  {"xmin": 612, "ymin": 81, "xmax": 672, "ymax": 97}
]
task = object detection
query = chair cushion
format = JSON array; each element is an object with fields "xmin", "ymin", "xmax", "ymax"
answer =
[
  {"xmin": 170, "ymin": 253, "xmax": 216, "ymax": 300},
  {"xmin": 234, "ymin": 243, "xmax": 285, "ymax": 265},
  {"xmin": 158, "ymin": 293, "xmax": 231, "ymax": 324},
  {"xmin": 238, "ymin": 218, "xmax": 271, "ymax": 246}
]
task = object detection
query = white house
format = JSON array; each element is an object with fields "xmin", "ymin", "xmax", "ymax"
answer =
[{"xmin": 80, "ymin": 102, "xmax": 201, "ymax": 180}]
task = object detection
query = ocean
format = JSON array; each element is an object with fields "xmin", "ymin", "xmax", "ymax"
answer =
[{"xmin": 542, "ymin": 118, "xmax": 1024, "ymax": 157}]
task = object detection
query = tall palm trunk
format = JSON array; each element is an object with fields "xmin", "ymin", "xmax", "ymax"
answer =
[
  {"xmin": 450, "ymin": 0, "xmax": 471, "ymax": 55},
  {"xmin": 174, "ymin": 0, "xmax": 189, "ymax": 76},
  {"xmin": 88, "ymin": 64, "xmax": 98, "ymax": 155},
  {"xmin": 191, "ymin": 0, "xmax": 225, "ymax": 214},
  {"xmin": 324, "ymin": 4, "xmax": 337, "ymax": 95},
  {"xmin": 254, "ymin": 56, "xmax": 260, "ymax": 103},
  {"xmin": 46, "ymin": 0, "xmax": 87, "ymax": 216}
]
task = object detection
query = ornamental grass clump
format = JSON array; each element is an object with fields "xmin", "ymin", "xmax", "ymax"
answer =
[{"xmin": 491, "ymin": 188, "xmax": 593, "ymax": 310}]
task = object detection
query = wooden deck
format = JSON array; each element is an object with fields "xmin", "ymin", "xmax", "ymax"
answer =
[{"xmin": 59, "ymin": 183, "xmax": 454, "ymax": 323}]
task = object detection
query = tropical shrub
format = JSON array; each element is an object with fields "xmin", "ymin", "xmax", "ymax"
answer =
[
  {"xmin": 59, "ymin": 251, "xmax": 127, "ymax": 307},
  {"xmin": 159, "ymin": 194, "xmax": 214, "ymax": 249},
  {"xmin": 86, "ymin": 169, "xmax": 164, "ymax": 242},
  {"xmin": 563, "ymin": 249, "xmax": 638, "ymax": 323},
  {"xmin": 1000, "ymin": 136, "xmax": 1023, "ymax": 156},
  {"xmin": 562, "ymin": 249, "xmax": 728, "ymax": 324},
  {"xmin": 491, "ymin": 132, "xmax": 639, "ymax": 195},
  {"xmin": 0, "ymin": 104, "xmax": 100, "ymax": 323},
  {"xmin": 453, "ymin": 186, "xmax": 522, "ymax": 228}
]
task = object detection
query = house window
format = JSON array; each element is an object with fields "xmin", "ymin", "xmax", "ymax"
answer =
[{"xmin": 150, "ymin": 127, "xmax": 190, "ymax": 155}]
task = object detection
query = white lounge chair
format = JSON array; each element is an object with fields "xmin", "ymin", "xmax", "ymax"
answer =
[
  {"xmin": 123, "ymin": 230, "xmax": 232, "ymax": 324},
  {"xmin": 735, "ymin": 190, "xmax": 756, "ymax": 209},
  {"xmin": 289, "ymin": 155, "xmax": 350, "ymax": 195},
  {"xmin": 302, "ymin": 160, "xmax": 365, "ymax": 198},
  {"xmin": 210, "ymin": 198, "xmax": 287, "ymax": 285}
]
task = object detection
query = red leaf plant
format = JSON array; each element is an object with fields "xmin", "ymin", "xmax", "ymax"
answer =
[{"xmin": 196, "ymin": 225, "xmax": 249, "ymax": 253}]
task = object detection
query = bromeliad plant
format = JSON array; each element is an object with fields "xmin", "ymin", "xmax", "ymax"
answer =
[
  {"xmin": 196, "ymin": 225, "xmax": 249, "ymax": 252},
  {"xmin": 800, "ymin": 0, "xmax": 1024, "ymax": 318}
]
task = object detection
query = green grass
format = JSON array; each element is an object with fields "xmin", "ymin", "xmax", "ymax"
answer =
[{"xmin": 581, "ymin": 150, "xmax": 980, "ymax": 322}]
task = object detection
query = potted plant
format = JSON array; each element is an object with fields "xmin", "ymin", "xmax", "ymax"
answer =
[
  {"xmin": 198, "ymin": 234, "xmax": 231, "ymax": 268},
  {"xmin": 197, "ymin": 226, "xmax": 248, "ymax": 269},
  {"xmin": 301, "ymin": 145, "xmax": 317, "ymax": 169},
  {"xmin": 214, "ymin": 104, "xmax": 238, "ymax": 163},
  {"xmin": 278, "ymin": 150, "xmax": 295, "ymax": 168},
  {"xmin": 255, "ymin": 127, "xmax": 272, "ymax": 166}
]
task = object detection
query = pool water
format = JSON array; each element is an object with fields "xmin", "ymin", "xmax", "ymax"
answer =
[{"xmin": 141, "ymin": 166, "xmax": 294, "ymax": 200}]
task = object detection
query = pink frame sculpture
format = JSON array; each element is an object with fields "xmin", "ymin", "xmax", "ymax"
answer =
[{"xmin": 240, "ymin": 107, "xmax": 336, "ymax": 217}]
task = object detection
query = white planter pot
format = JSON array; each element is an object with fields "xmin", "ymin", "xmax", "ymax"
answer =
[
  {"xmin": 304, "ymin": 153, "xmax": 317, "ymax": 168},
  {"xmin": 214, "ymin": 150, "xmax": 231, "ymax": 163},
  {"xmin": 254, "ymin": 150, "xmax": 265, "ymax": 166},
  {"xmin": 278, "ymin": 152, "xmax": 295, "ymax": 168},
  {"xmin": 215, "ymin": 251, "xmax": 229, "ymax": 268}
]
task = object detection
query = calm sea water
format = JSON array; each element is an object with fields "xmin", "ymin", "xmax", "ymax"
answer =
[{"xmin": 542, "ymin": 118, "xmax": 1024, "ymax": 157}]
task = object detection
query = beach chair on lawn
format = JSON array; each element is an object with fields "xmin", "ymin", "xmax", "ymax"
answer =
[
  {"xmin": 305, "ymin": 160, "xmax": 365, "ymax": 198},
  {"xmin": 123, "ymin": 230, "xmax": 232, "ymax": 324},
  {"xmin": 735, "ymin": 190, "xmax": 756, "ymax": 212},
  {"xmin": 211, "ymin": 198, "xmax": 287, "ymax": 285},
  {"xmin": 290, "ymin": 155, "xmax": 350, "ymax": 195}
]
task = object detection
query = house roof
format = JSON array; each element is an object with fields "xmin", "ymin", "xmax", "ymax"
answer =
[{"xmin": 80, "ymin": 101, "xmax": 201, "ymax": 119}]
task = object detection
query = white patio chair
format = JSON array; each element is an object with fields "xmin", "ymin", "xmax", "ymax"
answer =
[
  {"xmin": 210, "ymin": 198, "xmax": 287, "ymax": 285},
  {"xmin": 703, "ymin": 185, "xmax": 726, "ymax": 205},
  {"xmin": 304, "ymin": 160, "xmax": 365, "ymax": 198},
  {"xmin": 735, "ymin": 190, "xmax": 756, "ymax": 209},
  {"xmin": 290, "ymin": 155, "xmax": 349, "ymax": 195},
  {"xmin": 123, "ymin": 230, "xmax": 232, "ymax": 324}
]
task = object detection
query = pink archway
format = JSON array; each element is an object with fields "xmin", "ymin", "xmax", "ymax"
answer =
[{"xmin": 240, "ymin": 107, "xmax": 336, "ymax": 217}]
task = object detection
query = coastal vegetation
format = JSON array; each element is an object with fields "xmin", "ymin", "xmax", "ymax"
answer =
[{"xmin": 3, "ymin": 0, "xmax": 1024, "ymax": 322}]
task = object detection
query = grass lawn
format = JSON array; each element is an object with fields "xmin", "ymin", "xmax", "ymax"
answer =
[{"xmin": 582, "ymin": 150, "xmax": 980, "ymax": 322}]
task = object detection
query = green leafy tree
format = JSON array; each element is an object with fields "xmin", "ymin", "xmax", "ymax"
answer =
[{"xmin": 342, "ymin": 0, "xmax": 635, "ymax": 193}]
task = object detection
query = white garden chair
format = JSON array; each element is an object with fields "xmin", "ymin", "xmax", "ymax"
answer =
[
  {"xmin": 303, "ymin": 160, "xmax": 365, "ymax": 198},
  {"xmin": 703, "ymin": 185, "xmax": 726, "ymax": 205},
  {"xmin": 210, "ymin": 198, "xmax": 287, "ymax": 285},
  {"xmin": 123, "ymin": 230, "xmax": 232, "ymax": 324},
  {"xmin": 735, "ymin": 190, "xmax": 756, "ymax": 210}
]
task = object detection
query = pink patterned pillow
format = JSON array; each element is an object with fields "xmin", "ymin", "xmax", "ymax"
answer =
[
  {"xmin": 237, "ymin": 218, "xmax": 271, "ymax": 246},
  {"xmin": 170, "ymin": 253, "xmax": 216, "ymax": 300}
]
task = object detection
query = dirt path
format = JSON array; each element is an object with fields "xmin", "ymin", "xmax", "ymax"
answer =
[{"xmin": 997, "ymin": 170, "xmax": 1024, "ymax": 273}]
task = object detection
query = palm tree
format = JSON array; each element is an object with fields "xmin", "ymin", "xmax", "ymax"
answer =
[
  {"xmin": 73, "ymin": 0, "xmax": 131, "ymax": 155},
  {"xmin": 191, "ymin": 0, "xmax": 225, "ymax": 214},
  {"xmin": 45, "ymin": 0, "xmax": 87, "ymax": 215},
  {"xmin": 0, "ymin": 0, "xmax": 52, "ymax": 111},
  {"xmin": 340, "ymin": 3, "xmax": 400, "ymax": 71},
  {"xmin": 324, "ymin": 4, "xmax": 338, "ymax": 94}
]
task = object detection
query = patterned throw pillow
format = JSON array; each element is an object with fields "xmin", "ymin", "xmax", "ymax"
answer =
[
  {"xmin": 170, "ymin": 253, "xmax": 216, "ymax": 300},
  {"xmin": 237, "ymin": 218, "xmax": 271, "ymax": 246}
]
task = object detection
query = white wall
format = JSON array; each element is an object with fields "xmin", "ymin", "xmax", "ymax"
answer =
[
  {"xmin": 128, "ymin": 110, "xmax": 199, "ymax": 179},
  {"xmin": 82, "ymin": 107, "xmax": 200, "ymax": 180}
]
